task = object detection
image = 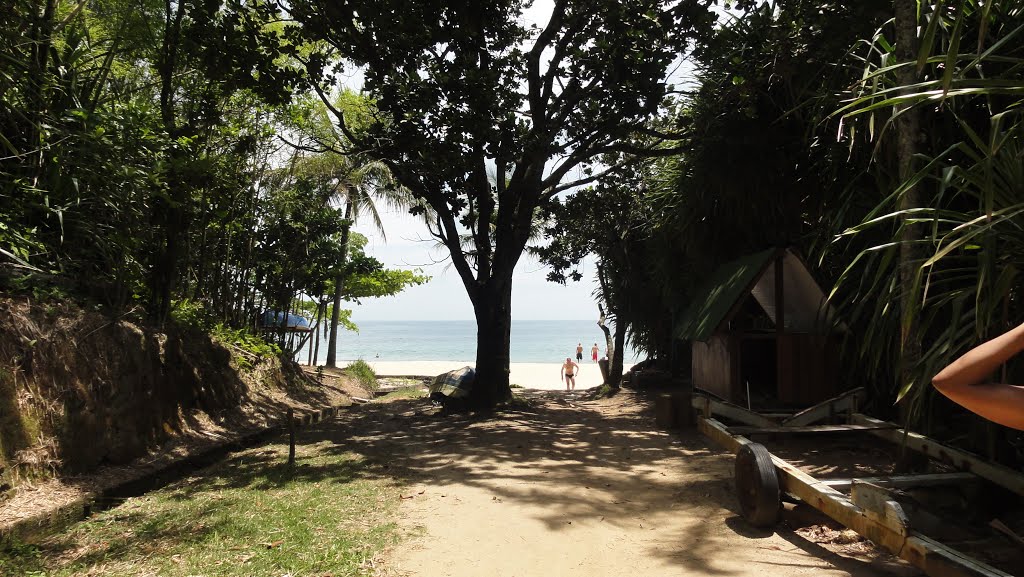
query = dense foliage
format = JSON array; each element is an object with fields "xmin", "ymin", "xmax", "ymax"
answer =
[
  {"xmin": 0, "ymin": 0, "xmax": 423, "ymax": 356},
  {"xmin": 4, "ymin": 0, "xmax": 1024, "ymax": 450},
  {"xmin": 543, "ymin": 0, "xmax": 1024, "ymax": 456}
]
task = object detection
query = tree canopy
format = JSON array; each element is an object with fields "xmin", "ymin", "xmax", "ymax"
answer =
[{"xmin": 287, "ymin": 0, "xmax": 716, "ymax": 405}]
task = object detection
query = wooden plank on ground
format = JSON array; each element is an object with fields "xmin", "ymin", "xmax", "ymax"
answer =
[
  {"xmin": 691, "ymin": 395, "xmax": 776, "ymax": 428},
  {"xmin": 696, "ymin": 416, "xmax": 1012, "ymax": 577},
  {"xmin": 851, "ymin": 414, "xmax": 1024, "ymax": 497},
  {"xmin": 728, "ymin": 423, "xmax": 898, "ymax": 435},
  {"xmin": 851, "ymin": 481, "xmax": 910, "ymax": 537},
  {"xmin": 821, "ymin": 472, "xmax": 978, "ymax": 493},
  {"xmin": 698, "ymin": 416, "xmax": 748, "ymax": 454},
  {"xmin": 783, "ymin": 387, "xmax": 866, "ymax": 427},
  {"xmin": 903, "ymin": 534, "xmax": 1014, "ymax": 577}
]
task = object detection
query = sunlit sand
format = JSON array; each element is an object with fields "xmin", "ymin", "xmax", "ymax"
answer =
[{"xmin": 344, "ymin": 360, "xmax": 630, "ymax": 391}]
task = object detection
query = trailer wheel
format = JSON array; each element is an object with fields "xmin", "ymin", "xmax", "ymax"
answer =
[{"xmin": 734, "ymin": 442, "xmax": 781, "ymax": 528}]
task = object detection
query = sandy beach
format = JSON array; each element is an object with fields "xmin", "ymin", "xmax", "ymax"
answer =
[{"xmin": 346, "ymin": 360, "xmax": 627, "ymax": 391}]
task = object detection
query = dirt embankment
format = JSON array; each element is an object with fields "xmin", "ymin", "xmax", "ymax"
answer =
[{"xmin": 0, "ymin": 296, "xmax": 359, "ymax": 503}]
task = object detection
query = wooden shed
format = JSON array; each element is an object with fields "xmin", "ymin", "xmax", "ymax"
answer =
[{"xmin": 675, "ymin": 248, "xmax": 843, "ymax": 409}]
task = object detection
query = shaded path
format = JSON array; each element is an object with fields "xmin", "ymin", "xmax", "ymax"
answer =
[{"xmin": 308, "ymin": 389, "xmax": 907, "ymax": 576}]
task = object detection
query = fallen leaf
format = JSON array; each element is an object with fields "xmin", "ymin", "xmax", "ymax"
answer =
[
  {"xmin": 262, "ymin": 540, "xmax": 285, "ymax": 549},
  {"xmin": 400, "ymin": 495, "xmax": 415, "ymax": 500}
]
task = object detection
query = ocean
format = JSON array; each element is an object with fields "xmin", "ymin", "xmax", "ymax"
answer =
[{"xmin": 295, "ymin": 319, "xmax": 643, "ymax": 364}]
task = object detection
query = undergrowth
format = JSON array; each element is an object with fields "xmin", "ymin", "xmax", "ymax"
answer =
[
  {"xmin": 171, "ymin": 299, "xmax": 281, "ymax": 369},
  {"xmin": 344, "ymin": 359, "xmax": 377, "ymax": 392},
  {"xmin": 374, "ymin": 386, "xmax": 426, "ymax": 402}
]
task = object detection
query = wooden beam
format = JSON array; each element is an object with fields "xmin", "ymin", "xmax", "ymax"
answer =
[
  {"xmin": 903, "ymin": 534, "xmax": 1014, "ymax": 577},
  {"xmin": 821, "ymin": 472, "xmax": 978, "ymax": 493},
  {"xmin": 728, "ymin": 423, "xmax": 898, "ymax": 436},
  {"xmin": 782, "ymin": 387, "xmax": 866, "ymax": 427},
  {"xmin": 691, "ymin": 395, "xmax": 777, "ymax": 428},
  {"xmin": 851, "ymin": 481, "xmax": 910, "ymax": 537},
  {"xmin": 698, "ymin": 416, "xmax": 748, "ymax": 454},
  {"xmin": 696, "ymin": 416, "xmax": 1012, "ymax": 577},
  {"xmin": 850, "ymin": 414, "xmax": 1024, "ymax": 496}
]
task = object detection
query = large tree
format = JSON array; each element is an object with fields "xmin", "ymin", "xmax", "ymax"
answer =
[{"xmin": 288, "ymin": 0, "xmax": 713, "ymax": 406}]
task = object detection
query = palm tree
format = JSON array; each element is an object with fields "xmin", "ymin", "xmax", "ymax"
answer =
[{"xmin": 284, "ymin": 91, "xmax": 431, "ymax": 367}]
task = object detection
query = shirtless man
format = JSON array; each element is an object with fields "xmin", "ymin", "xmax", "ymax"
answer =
[
  {"xmin": 576, "ymin": 343, "xmax": 584, "ymax": 362},
  {"xmin": 562, "ymin": 357, "xmax": 580, "ymax": 391},
  {"xmin": 932, "ymin": 322, "xmax": 1024, "ymax": 430},
  {"xmin": 591, "ymin": 343, "xmax": 599, "ymax": 361}
]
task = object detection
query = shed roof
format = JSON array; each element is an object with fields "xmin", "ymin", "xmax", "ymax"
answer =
[{"xmin": 675, "ymin": 248, "xmax": 838, "ymax": 342}]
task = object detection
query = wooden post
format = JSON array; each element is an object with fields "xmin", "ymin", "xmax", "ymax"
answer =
[{"xmin": 287, "ymin": 407, "xmax": 295, "ymax": 467}]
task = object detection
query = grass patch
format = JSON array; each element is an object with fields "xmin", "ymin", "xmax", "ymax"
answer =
[
  {"xmin": 501, "ymin": 394, "xmax": 536, "ymax": 411},
  {"xmin": 0, "ymin": 439, "xmax": 404, "ymax": 577},
  {"xmin": 373, "ymin": 386, "xmax": 427, "ymax": 402},
  {"xmin": 343, "ymin": 359, "xmax": 378, "ymax": 392}
]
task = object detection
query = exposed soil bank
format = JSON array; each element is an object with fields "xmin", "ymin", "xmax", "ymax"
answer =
[{"xmin": 0, "ymin": 296, "xmax": 363, "ymax": 541}]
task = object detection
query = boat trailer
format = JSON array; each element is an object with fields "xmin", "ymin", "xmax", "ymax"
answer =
[{"xmin": 687, "ymin": 388, "xmax": 1023, "ymax": 577}]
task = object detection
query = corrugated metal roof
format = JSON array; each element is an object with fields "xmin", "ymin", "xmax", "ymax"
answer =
[
  {"xmin": 675, "ymin": 248, "xmax": 839, "ymax": 342},
  {"xmin": 674, "ymin": 248, "xmax": 776, "ymax": 342}
]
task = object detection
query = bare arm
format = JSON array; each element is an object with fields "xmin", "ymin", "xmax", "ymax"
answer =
[{"xmin": 932, "ymin": 323, "xmax": 1024, "ymax": 430}]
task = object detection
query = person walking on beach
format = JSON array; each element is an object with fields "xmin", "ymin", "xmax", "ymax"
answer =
[
  {"xmin": 591, "ymin": 343, "xmax": 599, "ymax": 362},
  {"xmin": 576, "ymin": 343, "xmax": 583, "ymax": 362},
  {"xmin": 562, "ymin": 357, "xmax": 580, "ymax": 391}
]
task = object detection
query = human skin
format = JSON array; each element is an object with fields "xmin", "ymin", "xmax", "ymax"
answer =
[
  {"xmin": 932, "ymin": 322, "xmax": 1024, "ymax": 430},
  {"xmin": 561, "ymin": 358, "xmax": 579, "ymax": 391}
]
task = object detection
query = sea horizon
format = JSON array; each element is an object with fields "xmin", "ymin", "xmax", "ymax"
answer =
[{"xmin": 294, "ymin": 319, "xmax": 644, "ymax": 365}]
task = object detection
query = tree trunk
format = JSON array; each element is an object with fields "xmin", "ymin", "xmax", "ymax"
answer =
[
  {"xmin": 610, "ymin": 318, "xmax": 626, "ymax": 387},
  {"xmin": 597, "ymin": 304, "xmax": 616, "ymax": 387},
  {"xmin": 470, "ymin": 277, "xmax": 513, "ymax": 408},
  {"xmin": 894, "ymin": 0, "xmax": 924, "ymax": 415},
  {"xmin": 312, "ymin": 300, "xmax": 324, "ymax": 365},
  {"xmin": 325, "ymin": 204, "xmax": 354, "ymax": 367}
]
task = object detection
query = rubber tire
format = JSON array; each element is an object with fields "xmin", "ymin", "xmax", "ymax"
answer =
[{"xmin": 734, "ymin": 442, "xmax": 782, "ymax": 528}]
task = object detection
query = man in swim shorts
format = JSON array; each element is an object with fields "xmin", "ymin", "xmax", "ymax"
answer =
[
  {"xmin": 576, "ymin": 343, "xmax": 583, "ymax": 362},
  {"xmin": 562, "ymin": 357, "xmax": 580, "ymax": 391},
  {"xmin": 591, "ymin": 343, "xmax": 599, "ymax": 361}
]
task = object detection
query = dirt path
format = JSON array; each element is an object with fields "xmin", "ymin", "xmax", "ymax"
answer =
[{"xmin": 324, "ymin": 389, "xmax": 912, "ymax": 577}]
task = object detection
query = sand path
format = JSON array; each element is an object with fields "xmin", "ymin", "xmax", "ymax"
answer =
[{"xmin": 326, "ymin": 389, "xmax": 903, "ymax": 577}]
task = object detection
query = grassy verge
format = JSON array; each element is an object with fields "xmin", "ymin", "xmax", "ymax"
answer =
[
  {"xmin": 373, "ymin": 386, "xmax": 427, "ymax": 402},
  {"xmin": 343, "ymin": 359, "xmax": 378, "ymax": 393},
  {"xmin": 0, "ymin": 438, "xmax": 404, "ymax": 577}
]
